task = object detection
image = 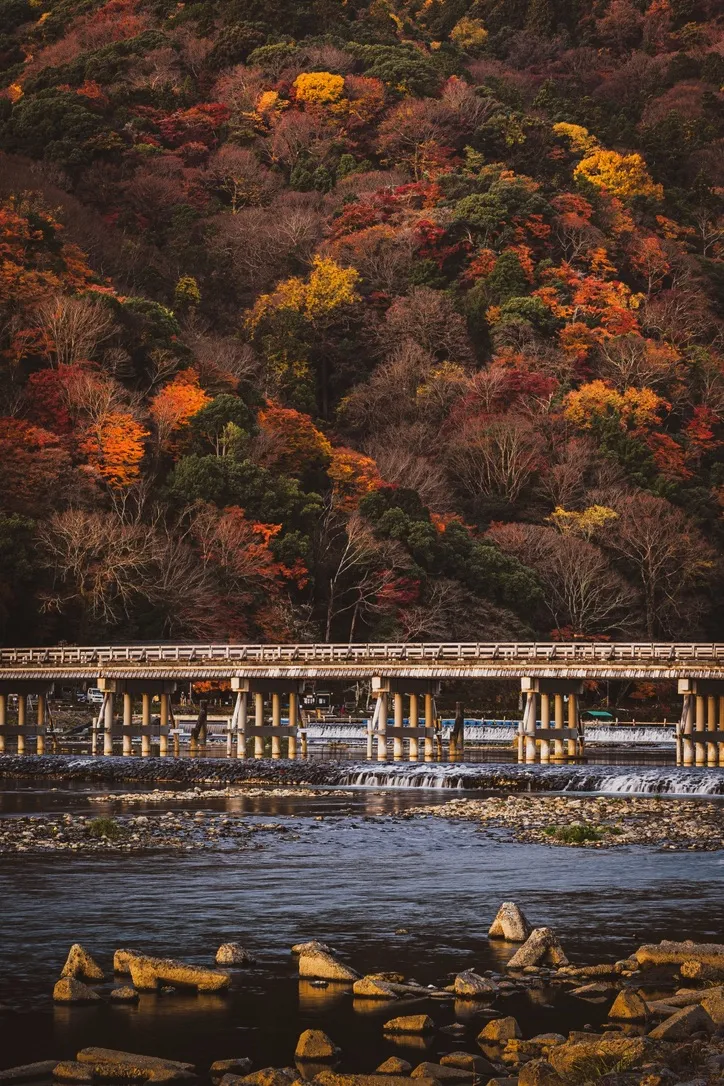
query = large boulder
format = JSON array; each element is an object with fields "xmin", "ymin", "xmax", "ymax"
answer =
[
  {"xmin": 478, "ymin": 1018, "xmax": 522, "ymax": 1044},
  {"xmin": 125, "ymin": 954, "xmax": 230, "ymax": 992},
  {"xmin": 53, "ymin": 979, "xmax": 101, "ymax": 1004},
  {"xmin": 352, "ymin": 977, "xmax": 402, "ymax": 999},
  {"xmin": 648, "ymin": 1004, "xmax": 714, "ymax": 1040},
  {"xmin": 375, "ymin": 1061, "xmax": 411, "ymax": 1076},
  {"xmin": 454, "ymin": 971, "xmax": 496, "ymax": 1000},
  {"xmin": 383, "ymin": 1015, "xmax": 434, "ymax": 1034},
  {"xmin": 110, "ymin": 987, "xmax": 139, "ymax": 1002},
  {"xmin": 294, "ymin": 1030, "xmax": 339, "ymax": 1061},
  {"xmin": 75, "ymin": 1049, "xmax": 195, "ymax": 1074},
  {"xmin": 489, "ymin": 903, "xmax": 532, "ymax": 943},
  {"xmin": 298, "ymin": 949, "xmax": 358, "ymax": 983},
  {"xmin": 548, "ymin": 1035, "xmax": 656, "ymax": 1077},
  {"xmin": 634, "ymin": 941, "xmax": 724, "ymax": 969},
  {"xmin": 701, "ymin": 989, "xmax": 724, "ymax": 1025},
  {"xmin": 410, "ymin": 1064, "xmax": 470, "ymax": 1082},
  {"xmin": 237, "ymin": 1070, "xmax": 299, "ymax": 1086},
  {"xmin": 681, "ymin": 959, "xmax": 724, "ymax": 981},
  {"xmin": 609, "ymin": 990, "xmax": 648, "ymax": 1021},
  {"xmin": 61, "ymin": 945, "xmax": 104, "ymax": 982},
  {"xmin": 507, "ymin": 930, "xmax": 568, "ymax": 970},
  {"xmin": 292, "ymin": 941, "xmax": 333, "ymax": 955},
  {"xmin": 439, "ymin": 1054, "xmax": 496, "ymax": 1076},
  {"xmin": 216, "ymin": 944, "xmax": 256, "ymax": 967},
  {"xmin": 113, "ymin": 949, "xmax": 143, "ymax": 974}
]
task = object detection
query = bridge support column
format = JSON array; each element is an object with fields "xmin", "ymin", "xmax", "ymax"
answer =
[
  {"xmin": 553, "ymin": 694, "xmax": 564, "ymax": 760},
  {"xmin": 393, "ymin": 693, "xmax": 403, "ymax": 762},
  {"xmin": 409, "ymin": 694, "xmax": 419, "ymax": 762},
  {"xmin": 104, "ymin": 691, "xmax": 114, "ymax": 756},
  {"xmin": 695, "ymin": 694, "xmax": 705, "ymax": 766},
  {"xmin": 123, "ymin": 693, "xmax": 132, "ymax": 756},
  {"xmin": 719, "ymin": 695, "xmax": 724, "ymax": 767},
  {"xmin": 141, "ymin": 694, "xmax": 151, "ymax": 758},
  {"xmin": 524, "ymin": 691, "xmax": 537, "ymax": 763},
  {"xmin": 271, "ymin": 693, "xmax": 281, "ymax": 760},
  {"xmin": 678, "ymin": 680, "xmax": 724, "ymax": 767},
  {"xmin": 254, "ymin": 693, "xmax": 264, "ymax": 759},
  {"xmin": 424, "ymin": 694, "xmax": 435, "ymax": 762},
  {"xmin": 376, "ymin": 692, "xmax": 387, "ymax": 762},
  {"xmin": 17, "ymin": 695, "xmax": 26, "ymax": 755},
  {"xmin": 539, "ymin": 694, "xmax": 550, "ymax": 763},
  {"xmin": 568, "ymin": 693, "xmax": 579, "ymax": 758},
  {"xmin": 159, "ymin": 694, "xmax": 169, "ymax": 757},
  {"xmin": 0, "ymin": 693, "xmax": 5, "ymax": 754},
  {"xmin": 288, "ymin": 692, "xmax": 298, "ymax": 760},
  {"xmin": 707, "ymin": 696, "xmax": 717, "ymax": 766},
  {"xmin": 36, "ymin": 693, "xmax": 46, "ymax": 755}
]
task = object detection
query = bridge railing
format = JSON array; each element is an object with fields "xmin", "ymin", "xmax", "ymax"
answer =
[{"xmin": 1, "ymin": 641, "xmax": 724, "ymax": 668}]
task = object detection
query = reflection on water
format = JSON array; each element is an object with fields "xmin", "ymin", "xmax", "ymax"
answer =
[{"xmin": 1, "ymin": 786, "xmax": 723, "ymax": 1073}]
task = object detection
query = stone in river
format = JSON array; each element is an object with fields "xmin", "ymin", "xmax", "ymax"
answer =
[
  {"xmin": 53, "ymin": 1062, "xmax": 94, "ymax": 1083},
  {"xmin": 383, "ymin": 1015, "xmax": 434, "ymax": 1034},
  {"xmin": 477, "ymin": 1018, "xmax": 522, "ymax": 1043},
  {"xmin": 507, "ymin": 929, "xmax": 568, "ymax": 970},
  {"xmin": 211, "ymin": 1061, "xmax": 253, "ymax": 1077},
  {"xmin": 647, "ymin": 1004, "xmax": 714, "ymax": 1040},
  {"xmin": 110, "ymin": 986, "xmax": 139, "ymax": 1002},
  {"xmin": 216, "ymin": 944, "xmax": 257, "ymax": 967},
  {"xmin": 439, "ymin": 1053, "xmax": 496, "ymax": 1075},
  {"xmin": 60, "ymin": 944, "xmax": 104, "ymax": 982},
  {"xmin": 352, "ymin": 977, "xmax": 401, "ymax": 999},
  {"xmin": 680, "ymin": 959, "xmax": 724, "ymax": 981},
  {"xmin": 114, "ymin": 949, "xmax": 145, "ymax": 974},
  {"xmin": 126, "ymin": 954, "xmax": 230, "ymax": 992},
  {"xmin": 634, "ymin": 941, "xmax": 724, "ymax": 969},
  {"xmin": 291, "ymin": 941, "xmax": 333, "ymax": 955},
  {"xmin": 489, "ymin": 903, "xmax": 532, "ymax": 943},
  {"xmin": 298, "ymin": 950, "xmax": 358, "ymax": 983},
  {"xmin": 375, "ymin": 1060, "xmax": 411, "ymax": 1075},
  {"xmin": 410, "ymin": 1064, "xmax": 471, "ymax": 1082},
  {"xmin": 52, "ymin": 978, "xmax": 101, "ymax": 1004},
  {"xmin": 453, "ymin": 971, "xmax": 496, "ymax": 999},
  {"xmin": 315, "ymin": 1074, "xmax": 437, "ymax": 1086},
  {"xmin": 609, "ymin": 989, "xmax": 648, "ymax": 1021},
  {"xmin": 701, "ymin": 989, "xmax": 724, "ymax": 1025},
  {"xmin": 518, "ymin": 1060, "xmax": 564, "ymax": 1086},
  {"xmin": 75, "ymin": 1048, "xmax": 195, "ymax": 1073},
  {"xmin": 0, "ymin": 1062, "xmax": 60, "ymax": 1083},
  {"xmin": 238, "ymin": 1070, "xmax": 299, "ymax": 1086},
  {"xmin": 294, "ymin": 1030, "xmax": 339, "ymax": 1061}
]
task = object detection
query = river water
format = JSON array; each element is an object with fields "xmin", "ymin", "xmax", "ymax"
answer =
[{"xmin": 1, "ymin": 780, "xmax": 724, "ymax": 1074}]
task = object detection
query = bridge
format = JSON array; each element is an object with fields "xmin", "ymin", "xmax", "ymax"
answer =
[{"xmin": 0, "ymin": 641, "xmax": 723, "ymax": 767}]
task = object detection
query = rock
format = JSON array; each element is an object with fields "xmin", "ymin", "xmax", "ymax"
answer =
[
  {"xmin": 53, "ymin": 978, "xmax": 101, "ymax": 1004},
  {"xmin": 507, "ymin": 930, "xmax": 568, "ymax": 970},
  {"xmin": 439, "ymin": 1025, "xmax": 467, "ymax": 1038},
  {"xmin": 53, "ymin": 1063, "xmax": 94, "ymax": 1083},
  {"xmin": 680, "ymin": 959, "xmax": 724, "ymax": 981},
  {"xmin": 60, "ymin": 945, "xmax": 104, "ymax": 982},
  {"xmin": 291, "ymin": 941, "xmax": 332, "ymax": 955},
  {"xmin": 548, "ymin": 1036, "xmax": 656, "ymax": 1077},
  {"xmin": 634, "ymin": 941, "xmax": 724, "ymax": 969},
  {"xmin": 0, "ymin": 1062, "xmax": 60, "ymax": 1083},
  {"xmin": 649, "ymin": 987, "xmax": 723, "ymax": 1010},
  {"xmin": 383, "ymin": 1015, "xmax": 434, "ymax": 1034},
  {"xmin": 75, "ymin": 1049, "xmax": 195, "ymax": 1073},
  {"xmin": 315, "ymin": 1074, "xmax": 436, "ymax": 1086},
  {"xmin": 569, "ymin": 982, "xmax": 616, "ymax": 999},
  {"xmin": 110, "ymin": 986, "xmax": 139, "ymax": 1002},
  {"xmin": 478, "ymin": 1019, "xmax": 522, "ymax": 1044},
  {"xmin": 647, "ymin": 1004, "xmax": 714, "ymax": 1040},
  {"xmin": 238, "ymin": 1070, "xmax": 299, "ymax": 1086},
  {"xmin": 216, "ymin": 944, "xmax": 256, "ymax": 967},
  {"xmin": 440, "ymin": 1054, "xmax": 496, "ymax": 1075},
  {"xmin": 517, "ymin": 1060, "xmax": 564, "ymax": 1086},
  {"xmin": 701, "ymin": 989, "xmax": 724, "ymax": 1025},
  {"xmin": 125, "ymin": 953, "xmax": 230, "ymax": 992},
  {"xmin": 211, "ymin": 1061, "xmax": 253, "ymax": 1077},
  {"xmin": 375, "ymin": 1061, "xmax": 411, "ymax": 1076},
  {"xmin": 411, "ymin": 1064, "xmax": 471, "ymax": 1082},
  {"xmin": 352, "ymin": 977, "xmax": 401, "ymax": 999},
  {"xmin": 609, "ymin": 990, "xmax": 648, "ymax": 1021},
  {"xmin": 298, "ymin": 949, "xmax": 358, "ymax": 983},
  {"xmin": 529, "ymin": 1036, "xmax": 565, "ymax": 1049},
  {"xmin": 561, "ymin": 964, "xmax": 619, "ymax": 978},
  {"xmin": 114, "ymin": 949, "xmax": 143, "ymax": 974},
  {"xmin": 489, "ymin": 904, "xmax": 532, "ymax": 943},
  {"xmin": 294, "ymin": 1030, "xmax": 339, "ymax": 1061},
  {"xmin": 454, "ymin": 972, "xmax": 496, "ymax": 1000}
]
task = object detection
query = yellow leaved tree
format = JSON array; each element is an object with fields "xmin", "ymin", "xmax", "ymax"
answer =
[{"xmin": 548, "ymin": 505, "xmax": 619, "ymax": 539}]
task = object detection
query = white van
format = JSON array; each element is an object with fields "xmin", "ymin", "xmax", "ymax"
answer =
[{"xmin": 85, "ymin": 687, "xmax": 104, "ymax": 705}]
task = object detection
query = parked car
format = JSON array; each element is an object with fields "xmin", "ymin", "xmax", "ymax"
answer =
[{"xmin": 85, "ymin": 687, "xmax": 104, "ymax": 705}]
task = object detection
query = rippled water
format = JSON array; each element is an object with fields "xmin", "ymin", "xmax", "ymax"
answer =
[{"xmin": 1, "ymin": 784, "xmax": 724, "ymax": 1074}]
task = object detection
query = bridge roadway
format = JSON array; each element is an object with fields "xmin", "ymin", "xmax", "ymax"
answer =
[
  {"xmin": 2, "ymin": 640, "xmax": 724, "ymax": 680},
  {"xmin": 1, "ymin": 642, "xmax": 723, "ymax": 767}
]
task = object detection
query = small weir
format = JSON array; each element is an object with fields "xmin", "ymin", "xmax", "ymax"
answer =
[{"xmin": 339, "ymin": 761, "xmax": 724, "ymax": 795}]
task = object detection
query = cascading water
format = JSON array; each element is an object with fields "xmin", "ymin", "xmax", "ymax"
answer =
[
  {"xmin": 338, "ymin": 761, "xmax": 724, "ymax": 795},
  {"xmin": 307, "ymin": 721, "xmax": 677, "ymax": 746}
]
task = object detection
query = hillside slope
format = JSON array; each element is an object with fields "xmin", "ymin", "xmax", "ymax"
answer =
[{"xmin": 0, "ymin": 0, "xmax": 722, "ymax": 646}]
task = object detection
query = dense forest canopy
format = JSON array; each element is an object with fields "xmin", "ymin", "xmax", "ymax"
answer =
[{"xmin": 0, "ymin": 0, "xmax": 722, "ymax": 646}]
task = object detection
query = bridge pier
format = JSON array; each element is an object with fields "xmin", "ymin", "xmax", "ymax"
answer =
[
  {"xmin": 519, "ymin": 678, "xmax": 583, "ymax": 763},
  {"xmin": 372, "ymin": 678, "xmax": 440, "ymax": 762},
  {"xmin": 231, "ymin": 678, "xmax": 303, "ymax": 760},
  {"xmin": 0, "ymin": 681, "xmax": 54, "ymax": 754},
  {"xmin": 97, "ymin": 679, "xmax": 176, "ymax": 756},
  {"xmin": 678, "ymin": 680, "xmax": 724, "ymax": 766}
]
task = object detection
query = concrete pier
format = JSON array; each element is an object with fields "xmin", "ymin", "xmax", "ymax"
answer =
[
  {"xmin": 678, "ymin": 679, "xmax": 724, "ymax": 766},
  {"xmin": 520, "ymin": 678, "xmax": 583, "ymax": 763}
]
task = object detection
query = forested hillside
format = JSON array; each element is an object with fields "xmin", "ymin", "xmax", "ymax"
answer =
[{"xmin": 0, "ymin": 0, "xmax": 722, "ymax": 645}]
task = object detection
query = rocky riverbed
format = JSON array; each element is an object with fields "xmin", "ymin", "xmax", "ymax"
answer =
[
  {"xmin": 0, "ymin": 811, "xmax": 298, "ymax": 855},
  {"xmin": 399, "ymin": 795, "xmax": 724, "ymax": 850}
]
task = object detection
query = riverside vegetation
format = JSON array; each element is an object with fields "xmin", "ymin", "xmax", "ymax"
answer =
[
  {"xmin": 6, "ymin": 906, "xmax": 724, "ymax": 1086},
  {"xmin": 0, "ymin": 0, "xmax": 723, "ymax": 654}
]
